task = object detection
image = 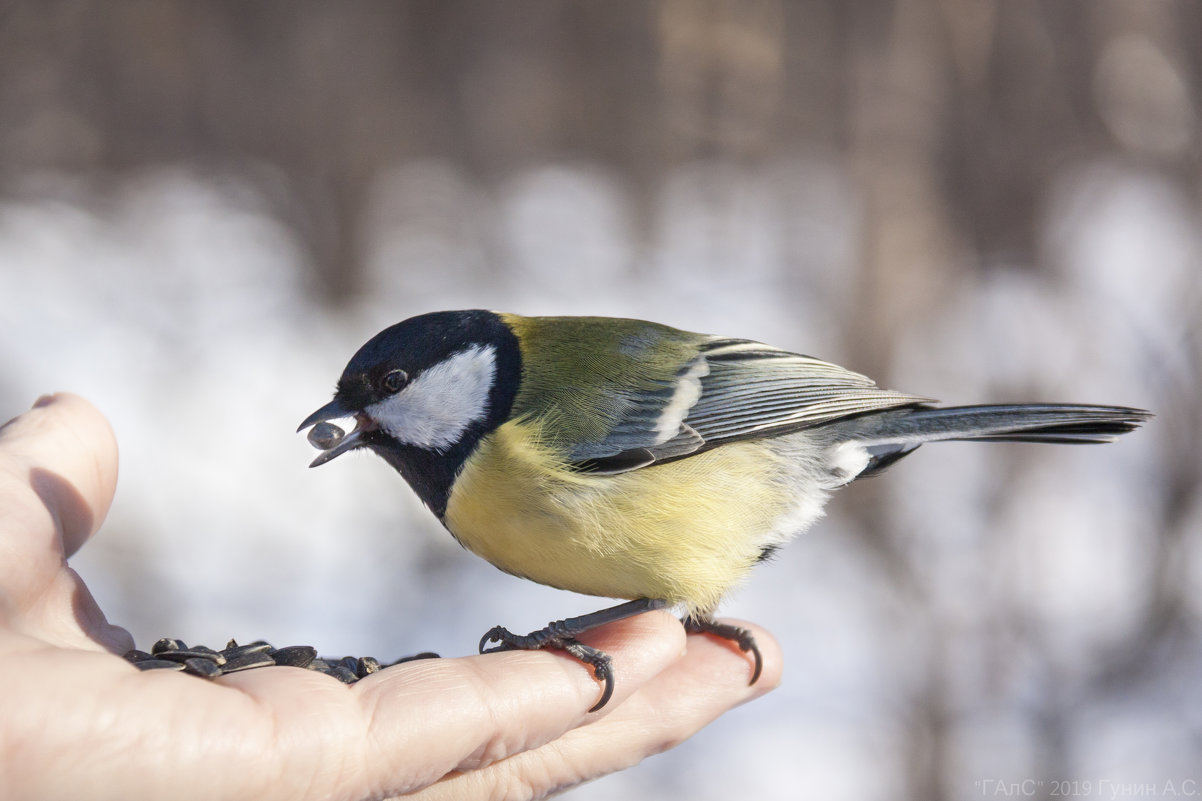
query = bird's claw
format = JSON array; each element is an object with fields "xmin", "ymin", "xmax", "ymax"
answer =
[
  {"xmin": 478, "ymin": 624, "xmax": 615, "ymax": 711},
  {"xmin": 683, "ymin": 617, "xmax": 764, "ymax": 684}
]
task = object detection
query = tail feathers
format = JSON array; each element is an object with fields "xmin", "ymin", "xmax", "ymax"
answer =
[
  {"xmin": 872, "ymin": 404, "xmax": 1152, "ymax": 445},
  {"xmin": 839, "ymin": 403, "xmax": 1151, "ymax": 477}
]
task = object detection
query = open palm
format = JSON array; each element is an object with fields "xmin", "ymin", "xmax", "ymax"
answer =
[{"xmin": 0, "ymin": 394, "xmax": 778, "ymax": 801}]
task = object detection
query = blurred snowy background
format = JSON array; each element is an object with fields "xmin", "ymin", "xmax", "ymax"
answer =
[{"xmin": 1, "ymin": 2, "xmax": 1199, "ymax": 799}]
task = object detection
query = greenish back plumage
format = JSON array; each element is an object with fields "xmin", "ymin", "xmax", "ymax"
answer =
[
  {"xmin": 500, "ymin": 313, "xmax": 930, "ymax": 470},
  {"xmin": 501, "ymin": 314, "xmax": 706, "ymax": 461}
]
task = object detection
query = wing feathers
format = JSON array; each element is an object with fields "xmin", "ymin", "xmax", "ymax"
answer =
[
  {"xmin": 571, "ymin": 336, "xmax": 927, "ymax": 472},
  {"xmin": 683, "ymin": 340, "xmax": 929, "ymax": 442}
]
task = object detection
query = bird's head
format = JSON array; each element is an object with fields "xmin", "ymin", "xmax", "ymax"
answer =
[{"xmin": 298, "ymin": 310, "xmax": 521, "ymax": 469}]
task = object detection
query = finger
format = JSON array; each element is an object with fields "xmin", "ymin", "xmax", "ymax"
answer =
[
  {"xmin": 410, "ymin": 619, "xmax": 781, "ymax": 801},
  {"xmin": 0, "ymin": 393, "xmax": 119, "ymax": 559},
  {"xmin": 0, "ymin": 394, "xmax": 129, "ymax": 651},
  {"xmin": 326, "ymin": 610, "xmax": 687, "ymax": 798}
]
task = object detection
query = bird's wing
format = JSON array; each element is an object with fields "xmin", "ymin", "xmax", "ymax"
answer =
[
  {"xmin": 557, "ymin": 333, "xmax": 929, "ymax": 474},
  {"xmin": 504, "ymin": 315, "xmax": 712, "ymax": 470},
  {"xmin": 682, "ymin": 338, "xmax": 931, "ymax": 443},
  {"xmin": 561, "ymin": 352, "xmax": 711, "ymax": 472}
]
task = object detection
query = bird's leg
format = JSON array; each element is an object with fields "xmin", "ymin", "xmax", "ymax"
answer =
[
  {"xmin": 479, "ymin": 598, "xmax": 670, "ymax": 712},
  {"xmin": 681, "ymin": 615, "xmax": 763, "ymax": 684}
]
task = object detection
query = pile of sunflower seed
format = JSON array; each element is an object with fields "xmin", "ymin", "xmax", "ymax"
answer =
[{"xmin": 123, "ymin": 638, "xmax": 439, "ymax": 684}]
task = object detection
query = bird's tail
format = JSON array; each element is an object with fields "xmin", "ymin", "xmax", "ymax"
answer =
[{"xmin": 833, "ymin": 403, "xmax": 1151, "ymax": 477}]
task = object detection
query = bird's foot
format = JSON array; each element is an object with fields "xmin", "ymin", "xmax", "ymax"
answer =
[
  {"xmin": 480, "ymin": 625, "xmax": 615, "ymax": 711},
  {"xmin": 682, "ymin": 616, "xmax": 764, "ymax": 684},
  {"xmin": 478, "ymin": 598, "xmax": 669, "ymax": 712}
]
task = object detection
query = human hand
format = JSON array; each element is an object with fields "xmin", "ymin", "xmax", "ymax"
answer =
[{"xmin": 0, "ymin": 393, "xmax": 781, "ymax": 801}]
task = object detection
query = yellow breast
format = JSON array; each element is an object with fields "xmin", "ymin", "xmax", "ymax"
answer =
[{"xmin": 443, "ymin": 419, "xmax": 795, "ymax": 613}]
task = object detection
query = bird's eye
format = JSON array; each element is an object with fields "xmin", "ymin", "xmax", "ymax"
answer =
[{"xmin": 382, "ymin": 369, "xmax": 409, "ymax": 393}]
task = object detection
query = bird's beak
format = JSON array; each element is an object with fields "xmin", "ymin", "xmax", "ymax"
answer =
[{"xmin": 297, "ymin": 399, "xmax": 374, "ymax": 468}]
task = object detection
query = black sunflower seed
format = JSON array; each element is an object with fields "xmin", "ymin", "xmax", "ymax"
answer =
[
  {"xmin": 154, "ymin": 648, "xmax": 228, "ymax": 666},
  {"xmin": 308, "ymin": 421, "xmax": 345, "ymax": 450},
  {"xmin": 183, "ymin": 658, "xmax": 223, "ymax": 678},
  {"xmin": 221, "ymin": 651, "xmax": 277, "ymax": 673},
  {"xmin": 328, "ymin": 665, "xmax": 358, "ymax": 684},
  {"xmin": 270, "ymin": 645, "xmax": 317, "ymax": 669},
  {"xmin": 224, "ymin": 641, "xmax": 274, "ymax": 660},
  {"xmin": 151, "ymin": 638, "xmax": 185, "ymax": 654},
  {"xmin": 133, "ymin": 658, "xmax": 186, "ymax": 672}
]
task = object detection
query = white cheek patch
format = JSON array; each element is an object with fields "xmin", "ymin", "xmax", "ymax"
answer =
[{"xmin": 366, "ymin": 344, "xmax": 497, "ymax": 451}]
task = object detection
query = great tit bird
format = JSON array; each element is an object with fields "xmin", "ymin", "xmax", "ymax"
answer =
[{"xmin": 299, "ymin": 310, "xmax": 1149, "ymax": 710}]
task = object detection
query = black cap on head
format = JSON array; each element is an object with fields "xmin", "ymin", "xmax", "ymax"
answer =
[{"xmin": 334, "ymin": 310, "xmax": 515, "ymax": 412}]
